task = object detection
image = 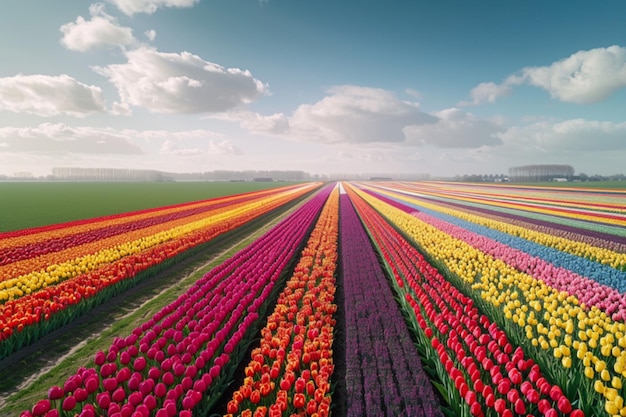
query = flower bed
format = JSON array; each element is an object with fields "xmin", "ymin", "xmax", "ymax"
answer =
[
  {"xmin": 346, "ymin": 183, "xmax": 585, "ymax": 417},
  {"xmin": 225, "ymin": 186, "xmax": 339, "ymax": 417},
  {"xmin": 1, "ymin": 184, "xmax": 319, "ymax": 358},
  {"xmin": 352, "ymin": 183, "xmax": 626, "ymax": 416},
  {"xmin": 20, "ymin": 184, "xmax": 334, "ymax": 417},
  {"xmin": 339, "ymin": 192, "xmax": 442, "ymax": 417}
]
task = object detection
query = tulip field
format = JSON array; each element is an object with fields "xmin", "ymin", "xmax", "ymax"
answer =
[{"xmin": 2, "ymin": 180, "xmax": 626, "ymax": 417}]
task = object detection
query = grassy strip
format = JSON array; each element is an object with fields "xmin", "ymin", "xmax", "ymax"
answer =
[
  {"xmin": 0, "ymin": 195, "xmax": 309, "ymax": 415},
  {"xmin": 0, "ymin": 181, "xmax": 302, "ymax": 232}
]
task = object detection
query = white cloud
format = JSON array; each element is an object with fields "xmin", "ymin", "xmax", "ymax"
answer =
[
  {"xmin": 160, "ymin": 136, "xmax": 241, "ymax": 156},
  {"xmin": 160, "ymin": 139, "xmax": 203, "ymax": 156},
  {"xmin": 207, "ymin": 139, "xmax": 243, "ymax": 156},
  {"xmin": 145, "ymin": 29, "xmax": 157, "ymax": 41},
  {"xmin": 405, "ymin": 88, "xmax": 422, "ymax": 99},
  {"xmin": 0, "ymin": 123, "xmax": 242, "ymax": 162},
  {"xmin": 60, "ymin": 3, "xmax": 136, "ymax": 52},
  {"xmin": 0, "ymin": 123, "xmax": 142, "ymax": 154},
  {"xmin": 232, "ymin": 87, "xmax": 501, "ymax": 150},
  {"xmin": 94, "ymin": 47, "xmax": 268, "ymax": 114},
  {"xmin": 333, "ymin": 149, "xmax": 393, "ymax": 163},
  {"xmin": 287, "ymin": 85, "xmax": 436, "ymax": 144},
  {"xmin": 107, "ymin": 0, "xmax": 200, "ymax": 15},
  {"xmin": 0, "ymin": 74, "xmax": 106, "ymax": 117},
  {"xmin": 112, "ymin": 128, "xmax": 223, "ymax": 144},
  {"xmin": 213, "ymin": 110, "xmax": 289, "ymax": 134},
  {"xmin": 497, "ymin": 119, "xmax": 626, "ymax": 152},
  {"xmin": 520, "ymin": 45, "xmax": 626, "ymax": 103},
  {"xmin": 463, "ymin": 45, "xmax": 626, "ymax": 105},
  {"xmin": 404, "ymin": 108, "xmax": 503, "ymax": 148},
  {"xmin": 459, "ymin": 81, "xmax": 513, "ymax": 106}
]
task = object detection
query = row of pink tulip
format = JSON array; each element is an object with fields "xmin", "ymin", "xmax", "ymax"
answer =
[
  {"xmin": 411, "ymin": 209, "xmax": 626, "ymax": 322},
  {"xmin": 20, "ymin": 185, "xmax": 334, "ymax": 417}
]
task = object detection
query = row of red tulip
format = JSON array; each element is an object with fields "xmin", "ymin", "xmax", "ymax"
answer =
[
  {"xmin": 225, "ymin": 186, "xmax": 339, "ymax": 417},
  {"xmin": 345, "ymin": 184, "xmax": 583, "ymax": 417},
  {"xmin": 20, "ymin": 185, "xmax": 334, "ymax": 417},
  {"xmin": 0, "ymin": 186, "xmax": 290, "ymax": 266},
  {"xmin": 1, "ymin": 184, "xmax": 318, "ymax": 359},
  {"xmin": 1, "ymin": 185, "xmax": 315, "ymax": 301}
]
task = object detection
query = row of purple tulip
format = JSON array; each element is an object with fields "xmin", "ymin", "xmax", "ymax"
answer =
[
  {"xmin": 338, "ymin": 193, "xmax": 443, "ymax": 417},
  {"xmin": 20, "ymin": 185, "xmax": 333, "ymax": 417},
  {"xmin": 0, "ymin": 193, "xmax": 257, "ymax": 266},
  {"xmin": 363, "ymin": 189, "xmax": 626, "ymax": 321},
  {"xmin": 427, "ymin": 196, "xmax": 626, "ymax": 252}
]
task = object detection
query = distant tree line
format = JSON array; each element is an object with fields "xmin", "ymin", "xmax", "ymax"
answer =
[
  {"xmin": 450, "ymin": 170, "xmax": 626, "ymax": 183},
  {"xmin": 51, "ymin": 167, "xmax": 164, "ymax": 182},
  {"xmin": 451, "ymin": 174, "xmax": 510, "ymax": 183},
  {"xmin": 47, "ymin": 168, "xmax": 316, "ymax": 182},
  {"xmin": 167, "ymin": 170, "xmax": 313, "ymax": 181},
  {"xmin": 576, "ymin": 173, "xmax": 626, "ymax": 182}
]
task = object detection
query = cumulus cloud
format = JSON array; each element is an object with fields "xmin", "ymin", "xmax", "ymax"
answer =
[
  {"xmin": 0, "ymin": 74, "xmax": 106, "ymax": 117},
  {"xmin": 207, "ymin": 139, "xmax": 243, "ymax": 155},
  {"xmin": 460, "ymin": 81, "xmax": 514, "ymax": 106},
  {"xmin": 60, "ymin": 3, "xmax": 136, "ymax": 52},
  {"xmin": 230, "ymin": 87, "xmax": 501, "ymax": 150},
  {"xmin": 107, "ymin": 0, "xmax": 200, "ymax": 15},
  {"xmin": 213, "ymin": 110, "xmax": 289, "ymax": 134},
  {"xmin": 0, "ymin": 123, "xmax": 243, "ymax": 161},
  {"xmin": 160, "ymin": 137, "xmax": 242, "ymax": 156},
  {"xmin": 287, "ymin": 85, "xmax": 436, "ymax": 144},
  {"xmin": 94, "ymin": 47, "xmax": 268, "ymax": 114},
  {"xmin": 520, "ymin": 46, "xmax": 626, "ymax": 103},
  {"xmin": 405, "ymin": 88, "xmax": 422, "ymax": 99},
  {"xmin": 462, "ymin": 45, "xmax": 626, "ymax": 105},
  {"xmin": 404, "ymin": 108, "xmax": 503, "ymax": 148},
  {"xmin": 497, "ymin": 119, "xmax": 626, "ymax": 152},
  {"xmin": 156, "ymin": 129, "xmax": 225, "ymax": 141},
  {"xmin": 145, "ymin": 29, "xmax": 156, "ymax": 41},
  {"xmin": 0, "ymin": 123, "xmax": 142, "ymax": 154},
  {"xmin": 160, "ymin": 139, "xmax": 203, "ymax": 156}
]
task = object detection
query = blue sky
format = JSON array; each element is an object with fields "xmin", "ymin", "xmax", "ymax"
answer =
[{"xmin": 1, "ymin": 0, "xmax": 625, "ymax": 178}]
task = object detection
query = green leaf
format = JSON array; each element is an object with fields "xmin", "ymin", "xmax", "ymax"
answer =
[{"xmin": 431, "ymin": 380, "xmax": 449, "ymax": 399}]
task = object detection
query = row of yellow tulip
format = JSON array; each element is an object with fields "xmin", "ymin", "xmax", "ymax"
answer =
[
  {"xmin": 1, "ymin": 195, "xmax": 270, "ymax": 282},
  {"xmin": 426, "ymin": 182, "xmax": 626, "ymax": 214},
  {"xmin": 371, "ymin": 185, "xmax": 626, "ymax": 269},
  {"xmin": 354, "ymin": 186, "xmax": 626, "ymax": 416},
  {"xmin": 0, "ymin": 186, "xmax": 285, "ymax": 249},
  {"xmin": 0, "ymin": 185, "xmax": 315, "ymax": 303},
  {"xmin": 394, "ymin": 183, "xmax": 626, "ymax": 221}
]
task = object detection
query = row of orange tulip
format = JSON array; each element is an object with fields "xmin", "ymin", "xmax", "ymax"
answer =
[{"xmin": 225, "ymin": 186, "xmax": 339, "ymax": 417}]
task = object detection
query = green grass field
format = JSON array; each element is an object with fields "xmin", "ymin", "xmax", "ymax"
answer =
[{"xmin": 0, "ymin": 181, "xmax": 302, "ymax": 233}]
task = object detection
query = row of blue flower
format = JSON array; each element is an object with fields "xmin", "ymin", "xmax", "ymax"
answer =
[{"xmin": 371, "ymin": 189, "xmax": 626, "ymax": 294}]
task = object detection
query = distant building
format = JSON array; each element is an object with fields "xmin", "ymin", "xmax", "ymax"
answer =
[{"xmin": 508, "ymin": 164, "xmax": 575, "ymax": 182}]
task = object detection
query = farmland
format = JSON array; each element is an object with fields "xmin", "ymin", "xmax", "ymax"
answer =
[
  {"xmin": 2, "ymin": 180, "xmax": 626, "ymax": 417},
  {"xmin": 0, "ymin": 182, "xmax": 302, "ymax": 233}
]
